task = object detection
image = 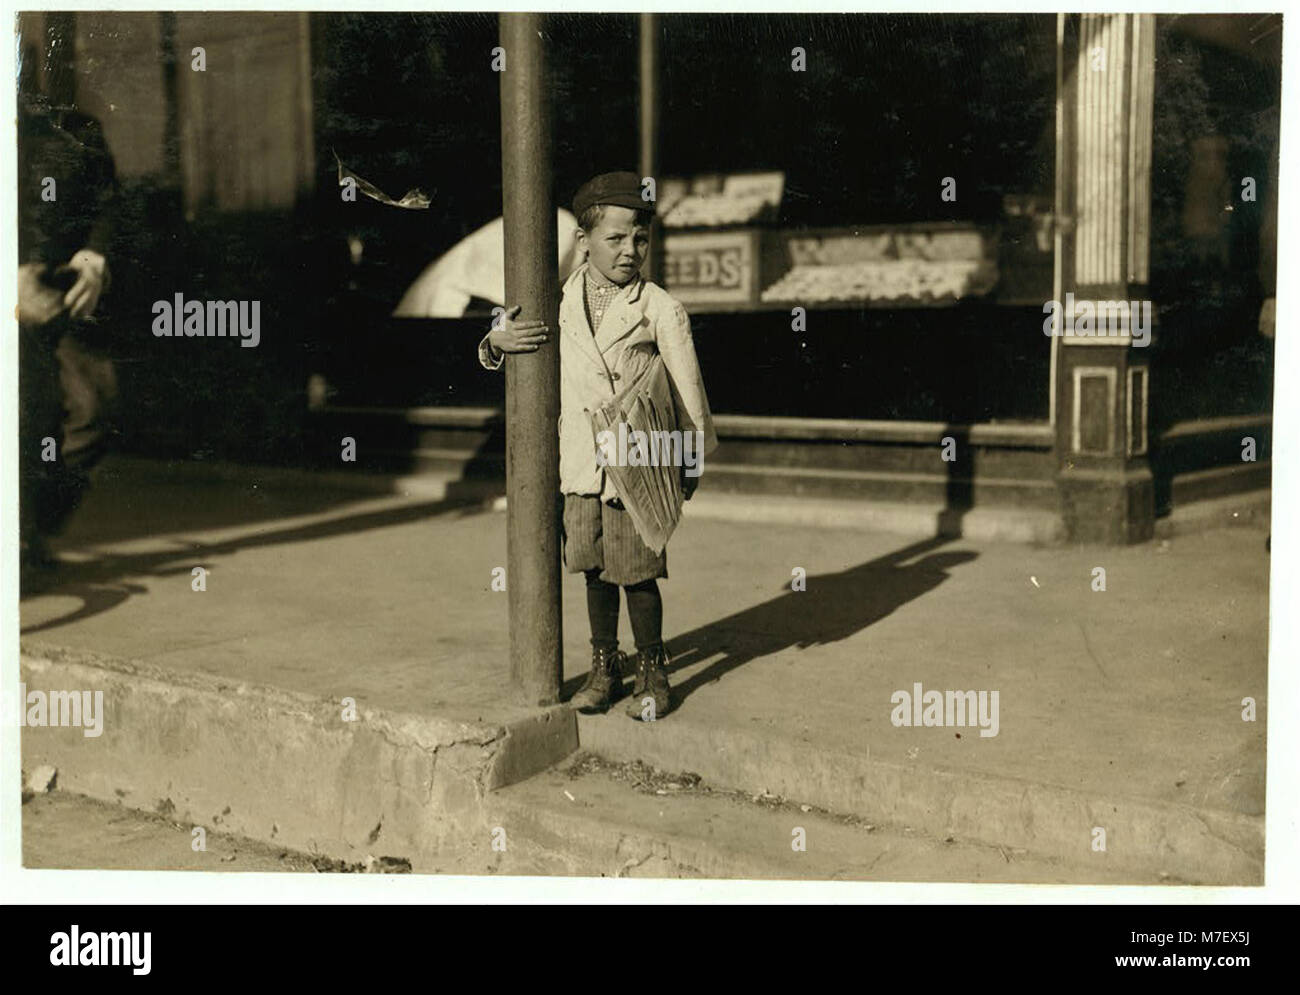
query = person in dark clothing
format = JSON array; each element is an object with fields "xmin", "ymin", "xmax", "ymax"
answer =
[{"xmin": 17, "ymin": 88, "xmax": 120, "ymax": 586}]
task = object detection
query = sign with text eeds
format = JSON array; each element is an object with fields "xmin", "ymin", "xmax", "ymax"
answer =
[{"xmin": 662, "ymin": 230, "xmax": 761, "ymax": 307}]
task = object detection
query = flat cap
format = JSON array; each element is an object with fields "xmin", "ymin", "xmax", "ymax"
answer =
[{"xmin": 573, "ymin": 171, "xmax": 648, "ymax": 217}]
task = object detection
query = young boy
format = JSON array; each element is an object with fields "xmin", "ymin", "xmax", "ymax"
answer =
[{"xmin": 478, "ymin": 171, "xmax": 716, "ymax": 719}]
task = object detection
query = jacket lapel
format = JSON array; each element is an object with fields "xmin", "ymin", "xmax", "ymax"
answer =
[
  {"xmin": 560, "ymin": 265, "xmax": 608, "ymax": 373},
  {"xmin": 593, "ymin": 276, "xmax": 647, "ymax": 355}
]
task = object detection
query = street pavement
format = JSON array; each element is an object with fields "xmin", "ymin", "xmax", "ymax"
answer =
[{"xmin": 18, "ymin": 454, "xmax": 1270, "ymax": 879}]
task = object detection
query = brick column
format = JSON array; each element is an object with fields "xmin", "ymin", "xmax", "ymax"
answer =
[{"xmin": 1053, "ymin": 13, "xmax": 1156, "ymax": 543}]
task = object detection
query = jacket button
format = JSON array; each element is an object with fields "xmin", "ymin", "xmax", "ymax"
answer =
[{"xmin": 611, "ymin": 372, "xmax": 621, "ymax": 380}]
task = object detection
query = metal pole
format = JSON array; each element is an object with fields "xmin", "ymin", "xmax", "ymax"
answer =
[
  {"xmin": 500, "ymin": 12, "xmax": 562, "ymax": 704},
  {"xmin": 639, "ymin": 12, "xmax": 662, "ymax": 283}
]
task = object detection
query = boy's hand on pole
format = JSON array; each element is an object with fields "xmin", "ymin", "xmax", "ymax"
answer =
[{"xmin": 489, "ymin": 304, "xmax": 550, "ymax": 355}]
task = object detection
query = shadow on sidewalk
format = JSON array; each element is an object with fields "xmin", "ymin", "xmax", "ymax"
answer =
[
  {"xmin": 21, "ymin": 494, "xmax": 490, "ymax": 635},
  {"xmin": 661, "ymin": 534, "xmax": 977, "ymax": 709}
]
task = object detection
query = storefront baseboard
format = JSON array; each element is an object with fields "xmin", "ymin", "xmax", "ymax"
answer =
[{"xmin": 681, "ymin": 491, "xmax": 1064, "ymax": 543}]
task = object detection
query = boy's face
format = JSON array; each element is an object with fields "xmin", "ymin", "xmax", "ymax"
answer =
[{"xmin": 578, "ymin": 205, "xmax": 650, "ymax": 285}]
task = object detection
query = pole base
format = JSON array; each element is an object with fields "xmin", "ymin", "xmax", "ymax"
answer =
[{"xmin": 1057, "ymin": 466, "xmax": 1155, "ymax": 544}]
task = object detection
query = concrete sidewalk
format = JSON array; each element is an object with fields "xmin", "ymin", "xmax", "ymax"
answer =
[{"xmin": 19, "ymin": 455, "xmax": 1270, "ymax": 882}]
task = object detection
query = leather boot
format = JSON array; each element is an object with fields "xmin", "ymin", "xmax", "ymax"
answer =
[
  {"xmin": 625, "ymin": 643, "xmax": 671, "ymax": 720},
  {"xmin": 570, "ymin": 645, "xmax": 624, "ymax": 713}
]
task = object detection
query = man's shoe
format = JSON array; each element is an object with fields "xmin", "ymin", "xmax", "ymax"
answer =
[
  {"xmin": 625, "ymin": 644, "xmax": 671, "ymax": 721},
  {"xmin": 570, "ymin": 646, "xmax": 624, "ymax": 713}
]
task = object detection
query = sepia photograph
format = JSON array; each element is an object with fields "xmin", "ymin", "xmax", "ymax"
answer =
[{"xmin": 7, "ymin": 5, "xmax": 1287, "ymax": 904}]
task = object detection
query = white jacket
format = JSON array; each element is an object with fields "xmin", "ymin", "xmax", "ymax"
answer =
[{"xmin": 478, "ymin": 263, "xmax": 717, "ymax": 499}]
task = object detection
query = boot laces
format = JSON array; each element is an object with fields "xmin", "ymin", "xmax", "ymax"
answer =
[{"xmin": 580, "ymin": 648, "xmax": 612, "ymax": 692}]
